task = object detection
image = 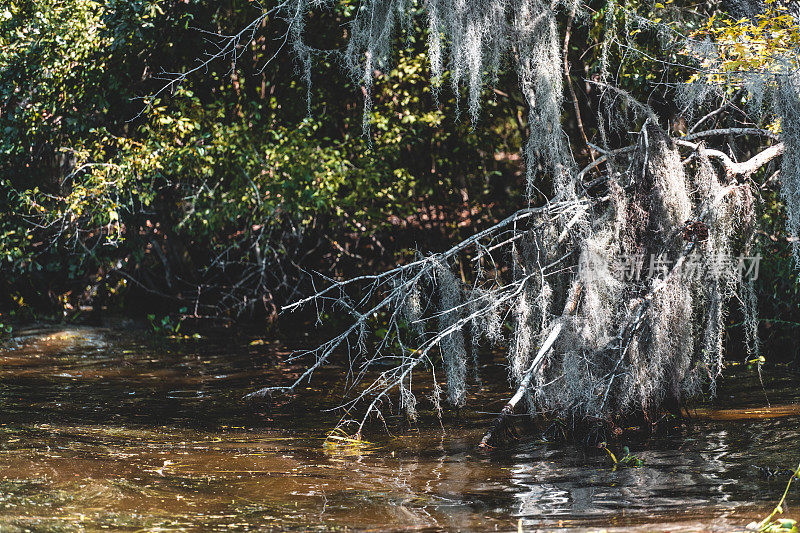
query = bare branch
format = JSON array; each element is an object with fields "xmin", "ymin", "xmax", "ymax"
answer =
[{"xmin": 676, "ymin": 140, "xmax": 785, "ymax": 176}]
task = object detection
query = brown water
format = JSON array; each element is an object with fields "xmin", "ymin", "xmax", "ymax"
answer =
[{"xmin": 0, "ymin": 325, "xmax": 799, "ymax": 532}]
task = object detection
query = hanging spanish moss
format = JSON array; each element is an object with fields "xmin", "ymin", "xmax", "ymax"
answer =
[
  {"xmin": 240, "ymin": 0, "xmax": 790, "ymax": 441},
  {"xmin": 777, "ymin": 72, "xmax": 800, "ymax": 264}
]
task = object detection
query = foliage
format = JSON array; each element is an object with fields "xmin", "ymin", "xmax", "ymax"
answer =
[
  {"xmin": 600, "ymin": 443, "xmax": 645, "ymax": 468},
  {"xmin": 0, "ymin": 313, "xmax": 12, "ymax": 343},
  {"xmin": 687, "ymin": 0, "xmax": 800, "ymax": 85},
  {"xmin": 679, "ymin": 0, "xmax": 800, "ymax": 265},
  {"xmin": 147, "ymin": 307, "xmax": 185, "ymax": 336},
  {"xmin": 0, "ymin": 0, "xmax": 523, "ymax": 319}
]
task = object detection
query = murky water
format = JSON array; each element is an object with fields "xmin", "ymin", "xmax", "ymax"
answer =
[{"xmin": 0, "ymin": 325, "xmax": 798, "ymax": 532}]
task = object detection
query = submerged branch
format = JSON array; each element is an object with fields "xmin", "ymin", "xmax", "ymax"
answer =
[{"xmin": 479, "ymin": 283, "xmax": 582, "ymax": 448}]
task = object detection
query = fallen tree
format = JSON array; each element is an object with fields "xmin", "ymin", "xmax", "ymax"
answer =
[{"xmin": 210, "ymin": 0, "xmax": 800, "ymax": 442}]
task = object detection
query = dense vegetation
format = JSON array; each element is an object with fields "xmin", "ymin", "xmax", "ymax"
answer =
[
  {"xmin": 2, "ymin": 0, "xmax": 800, "ymax": 435},
  {"xmin": 1, "ymin": 0, "xmax": 525, "ymax": 322}
]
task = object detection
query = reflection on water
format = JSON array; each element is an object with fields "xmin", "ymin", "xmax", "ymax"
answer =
[{"xmin": 0, "ymin": 325, "xmax": 798, "ymax": 531}]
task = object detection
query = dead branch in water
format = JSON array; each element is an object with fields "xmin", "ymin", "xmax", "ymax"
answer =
[
  {"xmin": 245, "ymin": 200, "xmax": 587, "ymax": 399},
  {"xmin": 479, "ymin": 283, "xmax": 582, "ymax": 448},
  {"xmin": 248, "ymin": 126, "xmax": 784, "ymax": 444}
]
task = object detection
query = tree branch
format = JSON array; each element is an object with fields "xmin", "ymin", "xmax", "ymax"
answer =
[
  {"xmin": 676, "ymin": 140, "xmax": 784, "ymax": 176},
  {"xmin": 479, "ymin": 282, "xmax": 583, "ymax": 448}
]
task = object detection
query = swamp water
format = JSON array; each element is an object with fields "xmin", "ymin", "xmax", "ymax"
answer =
[{"xmin": 0, "ymin": 325, "xmax": 798, "ymax": 532}]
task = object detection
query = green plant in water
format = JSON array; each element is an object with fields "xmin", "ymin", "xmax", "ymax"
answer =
[
  {"xmin": 600, "ymin": 443, "xmax": 645, "ymax": 468},
  {"xmin": 0, "ymin": 309, "xmax": 13, "ymax": 343},
  {"xmin": 0, "ymin": 318, "xmax": 11, "ymax": 343},
  {"xmin": 748, "ymin": 463, "xmax": 800, "ymax": 532},
  {"xmin": 147, "ymin": 307, "xmax": 187, "ymax": 336}
]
